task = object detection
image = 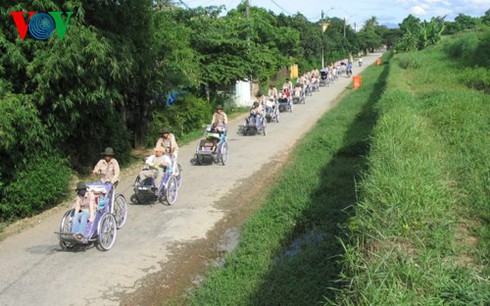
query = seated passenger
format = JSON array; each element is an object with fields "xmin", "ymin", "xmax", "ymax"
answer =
[
  {"xmin": 294, "ymin": 85, "xmax": 302, "ymax": 97},
  {"xmin": 206, "ymin": 124, "xmax": 223, "ymax": 152},
  {"xmin": 138, "ymin": 147, "xmax": 172, "ymax": 189},
  {"xmin": 71, "ymin": 182, "xmax": 96, "ymax": 240},
  {"xmin": 278, "ymin": 92, "xmax": 288, "ymax": 104},
  {"xmin": 282, "ymin": 88, "xmax": 291, "ymax": 99},
  {"xmin": 247, "ymin": 101, "xmax": 262, "ymax": 126},
  {"xmin": 265, "ymin": 97, "xmax": 276, "ymax": 111}
]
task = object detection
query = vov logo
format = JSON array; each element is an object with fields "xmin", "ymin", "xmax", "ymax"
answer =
[{"xmin": 10, "ymin": 11, "xmax": 74, "ymax": 40}]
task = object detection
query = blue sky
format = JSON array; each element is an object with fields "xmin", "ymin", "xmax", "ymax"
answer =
[{"xmin": 184, "ymin": 0, "xmax": 490, "ymax": 28}]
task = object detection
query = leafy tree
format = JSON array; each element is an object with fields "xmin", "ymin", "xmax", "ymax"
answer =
[{"xmin": 482, "ymin": 9, "xmax": 490, "ymax": 25}]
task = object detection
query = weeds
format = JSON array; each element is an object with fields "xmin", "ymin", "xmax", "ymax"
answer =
[{"xmin": 335, "ymin": 33, "xmax": 490, "ymax": 305}]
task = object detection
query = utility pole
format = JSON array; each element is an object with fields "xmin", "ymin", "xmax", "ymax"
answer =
[
  {"xmin": 343, "ymin": 17, "xmax": 346, "ymax": 38},
  {"xmin": 246, "ymin": 0, "xmax": 250, "ymax": 19},
  {"xmin": 321, "ymin": 10, "xmax": 324, "ymax": 68}
]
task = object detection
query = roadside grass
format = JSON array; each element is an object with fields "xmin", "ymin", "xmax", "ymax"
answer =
[
  {"xmin": 187, "ymin": 55, "xmax": 390, "ymax": 305},
  {"xmin": 334, "ymin": 39, "xmax": 490, "ymax": 304}
]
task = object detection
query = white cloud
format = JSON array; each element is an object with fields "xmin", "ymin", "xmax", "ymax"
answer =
[
  {"xmin": 412, "ymin": 5, "xmax": 428, "ymax": 15},
  {"xmin": 424, "ymin": 0, "xmax": 450, "ymax": 5},
  {"xmin": 465, "ymin": 0, "xmax": 490, "ymax": 3}
]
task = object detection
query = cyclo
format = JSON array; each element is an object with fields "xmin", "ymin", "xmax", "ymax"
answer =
[
  {"xmin": 132, "ymin": 150, "xmax": 182, "ymax": 205},
  {"xmin": 195, "ymin": 124, "xmax": 228, "ymax": 165},
  {"xmin": 57, "ymin": 182, "xmax": 128, "ymax": 251}
]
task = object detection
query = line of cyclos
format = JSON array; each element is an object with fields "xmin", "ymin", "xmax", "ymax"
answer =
[
  {"xmin": 56, "ymin": 59, "xmax": 357, "ymax": 251},
  {"xmin": 237, "ymin": 59, "xmax": 355, "ymax": 137}
]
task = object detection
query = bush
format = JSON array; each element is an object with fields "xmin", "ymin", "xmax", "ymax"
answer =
[
  {"xmin": 473, "ymin": 29, "xmax": 490, "ymax": 67},
  {"xmin": 443, "ymin": 29, "xmax": 490, "ymax": 68},
  {"xmin": 443, "ymin": 32, "xmax": 479, "ymax": 64},
  {"xmin": 397, "ymin": 53, "xmax": 423, "ymax": 69},
  {"xmin": 0, "ymin": 154, "xmax": 71, "ymax": 222},
  {"xmin": 146, "ymin": 94, "xmax": 211, "ymax": 147},
  {"xmin": 461, "ymin": 67, "xmax": 490, "ymax": 93}
]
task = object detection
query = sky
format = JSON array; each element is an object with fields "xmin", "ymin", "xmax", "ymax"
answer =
[{"xmin": 183, "ymin": 0, "xmax": 490, "ymax": 28}]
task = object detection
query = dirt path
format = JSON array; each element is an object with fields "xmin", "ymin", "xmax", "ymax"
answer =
[{"xmin": 0, "ymin": 54, "xmax": 380, "ymax": 306}]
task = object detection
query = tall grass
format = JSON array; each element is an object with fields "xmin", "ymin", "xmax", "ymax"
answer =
[
  {"xmin": 187, "ymin": 56, "xmax": 390, "ymax": 305},
  {"xmin": 334, "ymin": 35, "xmax": 490, "ymax": 305}
]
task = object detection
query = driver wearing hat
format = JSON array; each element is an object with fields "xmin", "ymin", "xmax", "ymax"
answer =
[
  {"xmin": 92, "ymin": 147, "xmax": 121, "ymax": 185},
  {"xmin": 211, "ymin": 105, "xmax": 228, "ymax": 126},
  {"xmin": 156, "ymin": 128, "xmax": 179, "ymax": 175},
  {"xmin": 156, "ymin": 127, "xmax": 179, "ymax": 158}
]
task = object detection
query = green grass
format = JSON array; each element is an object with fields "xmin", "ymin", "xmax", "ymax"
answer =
[
  {"xmin": 187, "ymin": 55, "xmax": 390, "ymax": 305},
  {"xmin": 334, "ymin": 37, "xmax": 490, "ymax": 305}
]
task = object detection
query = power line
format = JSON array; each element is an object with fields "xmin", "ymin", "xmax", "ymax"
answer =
[{"xmin": 269, "ymin": 0, "xmax": 292, "ymax": 15}]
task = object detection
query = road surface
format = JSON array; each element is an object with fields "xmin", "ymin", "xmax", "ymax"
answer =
[{"xmin": 0, "ymin": 53, "xmax": 380, "ymax": 306}]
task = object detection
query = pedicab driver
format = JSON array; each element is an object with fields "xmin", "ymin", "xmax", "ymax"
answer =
[
  {"xmin": 156, "ymin": 127, "xmax": 179, "ymax": 175},
  {"xmin": 92, "ymin": 147, "xmax": 120, "ymax": 186},
  {"xmin": 138, "ymin": 147, "xmax": 172, "ymax": 188},
  {"xmin": 211, "ymin": 105, "xmax": 228, "ymax": 126},
  {"xmin": 211, "ymin": 105, "xmax": 228, "ymax": 135},
  {"xmin": 71, "ymin": 182, "xmax": 96, "ymax": 240}
]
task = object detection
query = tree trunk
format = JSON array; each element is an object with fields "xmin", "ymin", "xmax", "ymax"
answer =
[{"xmin": 134, "ymin": 90, "xmax": 151, "ymax": 149}]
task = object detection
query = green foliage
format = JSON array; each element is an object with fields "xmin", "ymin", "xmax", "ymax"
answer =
[
  {"xmin": 445, "ymin": 14, "xmax": 481, "ymax": 34},
  {"xmin": 396, "ymin": 15, "xmax": 445, "ymax": 52},
  {"xmin": 442, "ymin": 28, "xmax": 490, "ymax": 94},
  {"xmin": 0, "ymin": 155, "xmax": 71, "ymax": 222},
  {"xmin": 397, "ymin": 52, "xmax": 423, "ymax": 69},
  {"xmin": 145, "ymin": 94, "xmax": 211, "ymax": 147},
  {"xmin": 444, "ymin": 32, "xmax": 480, "ymax": 63},
  {"xmin": 460, "ymin": 67, "xmax": 490, "ymax": 93}
]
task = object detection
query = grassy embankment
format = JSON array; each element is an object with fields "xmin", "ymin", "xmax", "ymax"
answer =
[
  {"xmin": 334, "ymin": 33, "xmax": 490, "ymax": 305},
  {"xmin": 187, "ymin": 55, "xmax": 390, "ymax": 305}
]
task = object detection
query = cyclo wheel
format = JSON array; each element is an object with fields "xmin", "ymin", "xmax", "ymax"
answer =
[
  {"xmin": 59, "ymin": 209, "xmax": 75, "ymax": 249},
  {"xmin": 196, "ymin": 153, "xmax": 203, "ymax": 165},
  {"xmin": 220, "ymin": 142, "xmax": 229, "ymax": 165},
  {"xmin": 97, "ymin": 213, "xmax": 117, "ymax": 251},
  {"xmin": 165, "ymin": 176, "xmax": 179, "ymax": 205},
  {"xmin": 114, "ymin": 194, "xmax": 128, "ymax": 229},
  {"xmin": 176, "ymin": 164, "xmax": 183, "ymax": 188}
]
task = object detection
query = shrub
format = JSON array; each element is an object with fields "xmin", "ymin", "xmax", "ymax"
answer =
[
  {"xmin": 0, "ymin": 154, "xmax": 71, "ymax": 222},
  {"xmin": 473, "ymin": 29, "xmax": 490, "ymax": 67},
  {"xmin": 443, "ymin": 32, "xmax": 479, "ymax": 64},
  {"xmin": 461, "ymin": 67, "xmax": 490, "ymax": 93},
  {"xmin": 146, "ymin": 94, "xmax": 211, "ymax": 147},
  {"xmin": 397, "ymin": 53, "xmax": 423, "ymax": 69}
]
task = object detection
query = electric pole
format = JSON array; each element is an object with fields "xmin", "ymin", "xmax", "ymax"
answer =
[
  {"xmin": 344, "ymin": 17, "xmax": 346, "ymax": 38},
  {"xmin": 246, "ymin": 0, "xmax": 250, "ymax": 19}
]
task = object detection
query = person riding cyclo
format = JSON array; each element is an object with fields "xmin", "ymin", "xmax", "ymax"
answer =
[
  {"xmin": 211, "ymin": 105, "xmax": 228, "ymax": 135},
  {"xmin": 138, "ymin": 147, "xmax": 172, "ymax": 190},
  {"xmin": 92, "ymin": 147, "xmax": 120, "ymax": 187},
  {"xmin": 267, "ymin": 84, "xmax": 278, "ymax": 101},
  {"xmin": 156, "ymin": 127, "xmax": 179, "ymax": 175},
  {"xmin": 283, "ymin": 78, "xmax": 293, "ymax": 92}
]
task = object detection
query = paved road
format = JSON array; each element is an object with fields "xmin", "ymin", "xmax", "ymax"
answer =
[{"xmin": 0, "ymin": 53, "xmax": 380, "ymax": 306}]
